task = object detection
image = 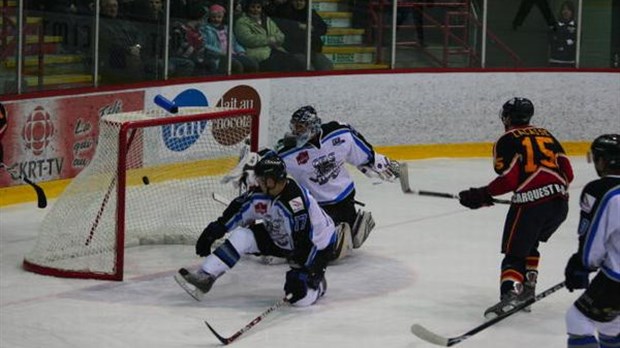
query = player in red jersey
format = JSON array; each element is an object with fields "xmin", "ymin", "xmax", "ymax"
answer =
[{"xmin": 458, "ymin": 97, "xmax": 574, "ymax": 318}]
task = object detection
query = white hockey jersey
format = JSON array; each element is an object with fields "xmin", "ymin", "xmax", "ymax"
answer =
[
  {"xmin": 277, "ymin": 121, "xmax": 376, "ymax": 205},
  {"xmin": 219, "ymin": 178, "xmax": 336, "ymax": 269},
  {"xmin": 579, "ymin": 175, "xmax": 620, "ymax": 282}
]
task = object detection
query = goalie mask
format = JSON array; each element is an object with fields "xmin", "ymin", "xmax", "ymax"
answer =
[
  {"xmin": 287, "ymin": 105, "xmax": 322, "ymax": 147},
  {"xmin": 499, "ymin": 97, "xmax": 534, "ymax": 127}
]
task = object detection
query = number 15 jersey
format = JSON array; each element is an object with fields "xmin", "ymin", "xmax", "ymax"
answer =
[{"xmin": 488, "ymin": 126, "xmax": 574, "ymax": 205}]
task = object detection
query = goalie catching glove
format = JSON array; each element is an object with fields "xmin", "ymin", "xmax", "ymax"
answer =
[
  {"xmin": 195, "ymin": 221, "xmax": 228, "ymax": 256},
  {"xmin": 358, "ymin": 154, "xmax": 400, "ymax": 182},
  {"xmin": 221, "ymin": 150, "xmax": 261, "ymax": 191}
]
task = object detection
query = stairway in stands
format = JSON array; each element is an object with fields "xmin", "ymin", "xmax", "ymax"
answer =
[
  {"xmin": 315, "ymin": 0, "xmax": 388, "ymax": 69},
  {"xmin": 0, "ymin": 1, "xmax": 93, "ymax": 93}
]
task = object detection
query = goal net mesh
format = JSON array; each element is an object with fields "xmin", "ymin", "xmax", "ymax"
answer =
[{"xmin": 23, "ymin": 107, "xmax": 257, "ymax": 280}]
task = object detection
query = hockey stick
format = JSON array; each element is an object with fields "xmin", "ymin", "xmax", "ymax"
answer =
[
  {"xmin": 205, "ymin": 293, "xmax": 293, "ymax": 345},
  {"xmin": 1, "ymin": 162, "xmax": 47, "ymax": 208},
  {"xmin": 212, "ymin": 192, "xmax": 229, "ymax": 207},
  {"xmin": 411, "ymin": 281, "xmax": 566, "ymax": 346},
  {"xmin": 398, "ymin": 162, "xmax": 511, "ymax": 205}
]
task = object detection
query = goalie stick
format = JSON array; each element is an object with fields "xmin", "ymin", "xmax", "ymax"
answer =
[
  {"xmin": 398, "ymin": 162, "xmax": 511, "ymax": 205},
  {"xmin": 410, "ymin": 281, "xmax": 565, "ymax": 346},
  {"xmin": 1, "ymin": 162, "xmax": 47, "ymax": 208},
  {"xmin": 205, "ymin": 294, "xmax": 293, "ymax": 345}
]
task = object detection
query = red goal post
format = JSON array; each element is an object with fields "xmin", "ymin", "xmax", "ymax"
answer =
[{"xmin": 23, "ymin": 107, "xmax": 259, "ymax": 280}]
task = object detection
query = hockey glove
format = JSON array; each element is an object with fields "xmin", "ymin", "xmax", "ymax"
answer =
[
  {"xmin": 284, "ymin": 268, "xmax": 323, "ymax": 303},
  {"xmin": 195, "ymin": 221, "xmax": 228, "ymax": 257},
  {"xmin": 359, "ymin": 154, "xmax": 400, "ymax": 182},
  {"xmin": 458, "ymin": 186, "xmax": 494, "ymax": 209},
  {"xmin": 221, "ymin": 151, "xmax": 260, "ymax": 190},
  {"xmin": 564, "ymin": 253, "xmax": 592, "ymax": 292}
]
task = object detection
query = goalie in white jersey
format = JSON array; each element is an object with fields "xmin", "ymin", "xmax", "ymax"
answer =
[
  {"xmin": 175, "ymin": 154, "xmax": 335, "ymax": 306},
  {"xmin": 564, "ymin": 134, "xmax": 620, "ymax": 348},
  {"xmin": 233, "ymin": 106, "xmax": 400, "ymax": 260}
]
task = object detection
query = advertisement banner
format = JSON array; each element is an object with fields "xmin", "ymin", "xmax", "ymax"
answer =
[
  {"xmin": 0, "ymin": 92, "xmax": 144, "ymax": 188},
  {"xmin": 143, "ymin": 81, "xmax": 269, "ymax": 165}
]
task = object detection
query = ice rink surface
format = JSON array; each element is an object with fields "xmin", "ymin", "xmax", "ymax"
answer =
[{"xmin": 0, "ymin": 157, "xmax": 595, "ymax": 348}]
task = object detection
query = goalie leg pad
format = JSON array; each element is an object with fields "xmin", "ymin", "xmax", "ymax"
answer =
[
  {"xmin": 352, "ymin": 210, "xmax": 375, "ymax": 249},
  {"xmin": 330, "ymin": 223, "xmax": 353, "ymax": 262}
]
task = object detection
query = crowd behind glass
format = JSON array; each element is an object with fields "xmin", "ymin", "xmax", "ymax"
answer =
[{"xmin": 0, "ymin": 0, "xmax": 617, "ymax": 95}]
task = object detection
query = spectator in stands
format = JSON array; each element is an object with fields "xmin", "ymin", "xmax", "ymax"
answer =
[
  {"xmin": 170, "ymin": 0, "xmax": 211, "ymax": 20},
  {"xmin": 98, "ymin": 0, "xmax": 146, "ymax": 84},
  {"xmin": 268, "ymin": 0, "xmax": 333, "ymax": 71},
  {"xmin": 264, "ymin": 0, "xmax": 287, "ymax": 17},
  {"xmin": 134, "ymin": 0, "xmax": 164, "ymax": 21},
  {"xmin": 117, "ymin": 0, "xmax": 139, "ymax": 18},
  {"xmin": 169, "ymin": 2, "xmax": 210, "ymax": 76},
  {"xmin": 44, "ymin": 0, "xmax": 93, "ymax": 14},
  {"xmin": 134, "ymin": 0, "xmax": 167, "ymax": 80},
  {"xmin": 512, "ymin": 0, "xmax": 556, "ymax": 31},
  {"xmin": 396, "ymin": 0, "xmax": 433, "ymax": 48},
  {"xmin": 226, "ymin": 0, "xmax": 245, "ymax": 20},
  {"xmin": 548, "ymin": 1, "xmax": 577, "ymax": 67},
  {"xmin": 234, "ymin": 0, "xmax": 304, "ymax": 72},
  {"xmin": 202, "ymin": 4, "xmax": 260, "ymax": 74}
]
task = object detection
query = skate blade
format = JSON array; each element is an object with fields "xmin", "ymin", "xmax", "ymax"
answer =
[
  {"xmin": 484, "ymin": 304, "xmax": 516, "ymax": 320},
  {"xmin": 174, "ymin": 273, "xmax": 205, "ymax": 302}
]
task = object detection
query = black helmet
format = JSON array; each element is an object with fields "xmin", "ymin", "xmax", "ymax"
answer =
[
  {"xmin": 591, "ymin": 134, "xmax": 620, "ymax": 169},
  {"xmin": 500, "ymin": 97, "xmax": 534, "ymax": 125},
  {"xmin": 254, "ymin": 154, "xmax": 287, "ymax": 181}
]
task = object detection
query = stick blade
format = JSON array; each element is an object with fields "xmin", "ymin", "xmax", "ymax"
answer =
[
  {"xmin": 398, "ymin": 162, "xmax": 412, "ymax": 193},
  {"xmin": 411, "ymin": 324, "xmax": 450, "ymax": 346},
  {"xmin": 204, "ymin": 321, "xmax": 231, "ymax": 345},
  {"xmin": 34, "ymin": 185, "xmax": 47, "ymax": 208},
  {"xmin": 22, "ymin": 176, "xmax": 47, "ymax": 208}
]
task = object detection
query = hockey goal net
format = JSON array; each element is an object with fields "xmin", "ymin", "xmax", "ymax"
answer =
[{"xmin": 23, "ymin": 107, "xmax": 258, "ymax": 280}]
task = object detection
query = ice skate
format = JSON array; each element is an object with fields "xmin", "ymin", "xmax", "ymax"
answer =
[
  {"xmin": 484, "ymin": 283, "xmax": 525, "ymax": 319},
  {"xmin": 319, "ymin": 276, "xmax": 327, "ymax": 298},
  {"xmin": 521, "ymin": 271, "xmax": 537, "ymax": 313},
  {"xmin": 174, "ymin": 268, "xmax": 216, "ymax": 301}
]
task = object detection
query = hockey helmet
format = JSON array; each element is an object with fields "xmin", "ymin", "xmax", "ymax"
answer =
[
  {"xmin": 590, "ymin": 134, "xmax": 620, "ymax": 169},
  {"xmin": 289, "ymin": 105, "xmax": 322, "ymax": 147},
  {"xmin": 500, "ymin": 97, "xmax": 534, "ymax": 126},
  {"xmin": 254, "ymin": 154, "xmax": 287, "ymax": 182}
]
